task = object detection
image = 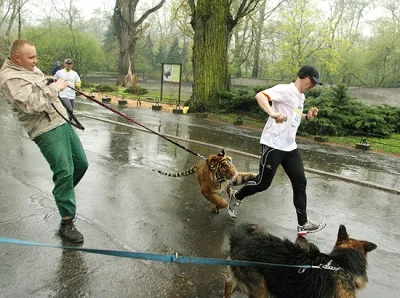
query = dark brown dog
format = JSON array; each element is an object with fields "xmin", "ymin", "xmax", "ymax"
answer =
[{"xmin": 225, "ymin": 223, "xmax": 377, "ymax": 298}]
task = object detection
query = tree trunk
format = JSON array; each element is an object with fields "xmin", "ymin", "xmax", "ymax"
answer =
[
  {"xmin": 191, "ymin": 0, "xmax": 231, "ymax": 111},
  {"xmin": 117, "ymin": 33, "xmax": 136, "ymax": 86},
  {"xmin": 252, "ymin": 0, "xmax": 266, "ymax": 78},
  {"xmin": 113, "ymin": 0, "xmax": 165, "ymax": 86},
  {"xmin": 5, "ymin": 0, "xmax": 18, "ymax": 37}
]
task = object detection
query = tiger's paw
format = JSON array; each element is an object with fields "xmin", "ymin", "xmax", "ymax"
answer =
[
  {"xmin": 210, "ymin": 205, "xmax": 220, "ymax": 213},
  {"xmin": 250, "ymin": 173, "xmax": 258, "ymax": 181}
]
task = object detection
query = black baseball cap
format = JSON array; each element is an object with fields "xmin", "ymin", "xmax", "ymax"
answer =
[
  {"xmin": 298, "ymin": 65, "xmax": 322, "ymax": 85},
  {"xmin": 64, "ymin": 58, "xmax": 73, "ymax": 64}
]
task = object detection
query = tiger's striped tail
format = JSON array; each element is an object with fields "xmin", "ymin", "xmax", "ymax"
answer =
[{"xmin": 158, "ymin": 166, "xmax": 196, "ymax": 177}]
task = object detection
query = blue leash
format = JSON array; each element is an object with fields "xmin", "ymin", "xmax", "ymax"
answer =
[{"xmin": 0, "ymin": 237, "xmax": 316, "ymax": 270}]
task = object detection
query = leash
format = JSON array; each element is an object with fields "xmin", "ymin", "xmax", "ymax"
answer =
[
  {"xmin": 70, "ymin": 87, "xmax": 206, "ymax": 160},
  {"xmin": 0, "ymin": 237, "xmax": 326, "ymax": 270},
  {"xmin": 52, "ymin": 100, "xmax": 85, "ymax": 131},
  {"xmin": 47, "ymin": 78, "xmax": 84, "ymax": 130}
]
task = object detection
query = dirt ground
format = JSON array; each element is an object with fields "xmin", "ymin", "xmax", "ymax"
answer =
[{"xmin": 86, "ymin": 91, "xmax": 177, "ymax": 113}]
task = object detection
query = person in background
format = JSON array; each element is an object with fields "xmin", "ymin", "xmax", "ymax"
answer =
[
  {"xmin": 51, "ymin": 61, "xmax": 62, "ymax": 75},
  {"xmin": 227, "ymin": 65, "xmax": 326, "ymax": 234},
  {"xmin": 0, "ymin": 39, "xmax": 88, "ymax": 243},
  {"xmin": 53, "ymin": 58, "xmax": 81, "ymax": 120}
]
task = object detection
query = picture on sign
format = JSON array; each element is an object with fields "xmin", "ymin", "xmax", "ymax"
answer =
[{"xmin": 163, "ymin": 64, "xmax": 181, "ymax": 83}]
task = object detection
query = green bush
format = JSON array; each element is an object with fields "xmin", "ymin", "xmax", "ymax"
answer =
[
  {"xmin": 183, "ymin": 98, "xmax": 207, "ymax": 113},
  {"xmin": 124, "ymin": 86, "xmax": 148, "ymax": 95},
  {"xmin": 217, "ymin": 83, "xmax": 400, "ymax": 139},
  {"xmin": 299, "ymin": 84, "xmax": 400, "ymax": 137},
  {"xmin": 81, "ymin": 81, "xmax": 96, "ymax": 89},
  {"xmin": 379, "ymin": 104, "xmax": 400, "ymax": 133},
  {"xmin": 217, "ymin": 89, "xmax": 255, "ymax": 111},
  {"xmin": 305, "ymin": 87, "xmax": 325, "ymax": 99},
  {"xmin": 215, "ymin": 84, "xmax": 276, "ymax": 117},
  {"xmin": 93, "ymin": 84, "xmax": 116, "ymax": 93}
]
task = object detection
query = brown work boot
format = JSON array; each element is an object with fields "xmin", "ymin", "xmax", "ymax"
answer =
[{"xmin": 59, "ymin": 219, "xmax": 84, "ymax": 243}]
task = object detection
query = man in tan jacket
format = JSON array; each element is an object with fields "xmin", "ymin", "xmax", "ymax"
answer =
[{"xmin": 0, "ymin": 39, "xmax": 88, "ymax": 243}]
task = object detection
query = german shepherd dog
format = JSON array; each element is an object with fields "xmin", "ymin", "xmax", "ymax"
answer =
[{"xmin": 224, "ymin": 223, "xmax": 377, "ymax": 298}]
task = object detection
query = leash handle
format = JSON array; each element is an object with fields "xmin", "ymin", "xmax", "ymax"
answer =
[{"xmin": 70, "ymin": 87, "xmax": 206, "ymax": 160}]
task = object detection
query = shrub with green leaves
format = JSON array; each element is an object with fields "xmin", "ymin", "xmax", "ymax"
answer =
[
  {"xmin": 217, "ymin": 89, "xmax": 255, "ymax": 111},
  {"xmin": 124, "ymin": 86, "xmax": 148, "ymax": 95},
  {"xmin": 81, "ymin": 81, "xmax": 95, "ymax": 89},
  {"xmin": 93, "ymin": 84, "xmax": 116, "ymax": 93},
  {"xmin": 215, "ymin": 83, "xmax": 400, "ymax": 139},
  {"xmin": 299, "ymin": 84, "xmax": 400, "ymax": 137},
  {"xmin": 183, "ymin": 98, "xmax": 207, "ymax": 112}
]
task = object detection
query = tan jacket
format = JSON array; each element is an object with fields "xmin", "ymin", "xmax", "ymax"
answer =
[{"xmin": 0, "ymin": 58, "xmax": 68, "ymax": 140}]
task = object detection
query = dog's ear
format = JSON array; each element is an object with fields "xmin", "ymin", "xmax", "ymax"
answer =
[
  {"xmin": 363, "ymin": 241, "xmax": 377, "ymax": 253},
  {"xmin": 335, "ymin": 225, "xmax": 349, "ymax": 246}
]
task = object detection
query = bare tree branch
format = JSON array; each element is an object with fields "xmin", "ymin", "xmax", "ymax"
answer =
[
  {"xmin": 135, "ymin": 0, "xmax": 165, "ymax": 27},
  {"xmin": 233, "ymin": 0, "xmax": 260, "ymax": 24}
]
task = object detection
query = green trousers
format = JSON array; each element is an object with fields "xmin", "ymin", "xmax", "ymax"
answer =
[{"xmin": 34, "ymin": 123, "xmax": 88, "ymax": 218}]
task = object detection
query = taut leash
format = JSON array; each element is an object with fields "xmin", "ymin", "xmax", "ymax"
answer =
[
  {"xmin": 70, "ymin": 87, "xmax": 206, "ymax": 160},
  {"xmin": 1, "ymin": 237, "xmax": 330, "ymax": 271}
]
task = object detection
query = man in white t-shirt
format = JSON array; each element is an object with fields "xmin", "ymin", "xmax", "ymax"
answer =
[
  {"xmin": 54, "ymin": 58, "xmax": 81, "ymax": 119},
  {"xmin": 228, "ymin": 65, "xmax": 326, "ymax": 235}
]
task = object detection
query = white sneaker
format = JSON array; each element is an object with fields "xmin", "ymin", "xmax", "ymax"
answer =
[{"xmin": 297, "ymin": 218, "xmax": 326, "ymax": 235}]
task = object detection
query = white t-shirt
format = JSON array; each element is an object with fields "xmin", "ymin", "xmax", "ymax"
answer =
[
  {"xmin": 54, "ymin": 69, "xmax": 81, "ymax": 99},
  {"xmin": 259, "ymin": 82, "xmax": 305, "ymax": 151}
]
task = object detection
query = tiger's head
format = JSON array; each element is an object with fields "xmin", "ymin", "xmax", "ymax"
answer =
[{"xmin": 206, "ymin": 149, "xmax": 238, "ymax": 182}]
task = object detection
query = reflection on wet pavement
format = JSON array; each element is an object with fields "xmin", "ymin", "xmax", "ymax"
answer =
[{"xmin": 1, "ymin": 97, "xmax": 399, "ymax": 297}]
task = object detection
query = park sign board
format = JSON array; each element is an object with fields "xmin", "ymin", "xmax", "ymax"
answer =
[
  {"xmin": 163, "ymin": 63, "xmax": 181, "ymax": 83},
  {"xmin": 160, "ymin": 63, "xmax": 183, "ymax": 109}
]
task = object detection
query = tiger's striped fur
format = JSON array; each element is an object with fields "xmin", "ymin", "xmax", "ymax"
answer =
[{"xmin": 158, "ymin": 149, "xmax": 256, "ymax": 213}]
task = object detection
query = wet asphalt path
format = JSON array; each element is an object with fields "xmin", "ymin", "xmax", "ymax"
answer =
[{"xmin": 0, "ymin": 98, "xmax": 399, "ymax": 297}]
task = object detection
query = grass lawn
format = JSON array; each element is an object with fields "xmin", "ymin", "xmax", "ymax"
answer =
[{"xmin": 328, "ymin": 135, "xmax": 400, "ymax": 156}]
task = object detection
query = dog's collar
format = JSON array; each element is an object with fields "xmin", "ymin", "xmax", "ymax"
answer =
[
  {"xmin": 300, "ymin": 260, "xmax": 343, "ymax": 273},
  {"xmin": 317, "ymin": 260, "xmax": 343, "ymax": 271}
]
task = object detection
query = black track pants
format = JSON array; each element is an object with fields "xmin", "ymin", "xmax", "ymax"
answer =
[{"xmin": 235, "ymin": 144, "xmax": 308, "ymax": 225}]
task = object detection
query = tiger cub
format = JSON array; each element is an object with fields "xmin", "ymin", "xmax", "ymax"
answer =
[{"xmin": 158, "ymin": 149, "xmax": 256, "ymax": 213}]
